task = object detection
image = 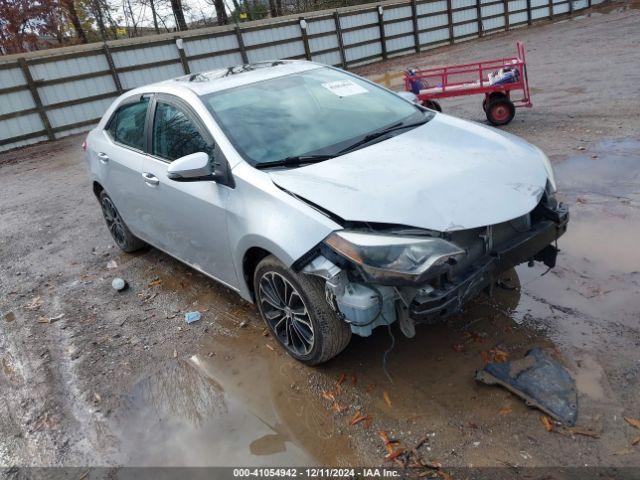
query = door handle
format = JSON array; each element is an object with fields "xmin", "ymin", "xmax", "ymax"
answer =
[
  {"xmin": 142, "ymin": 172, "xmax": 159, "ymax": 187},
  {"xmin": 98, "ymin": 152, "xmax": 109, "ymax": 164}
]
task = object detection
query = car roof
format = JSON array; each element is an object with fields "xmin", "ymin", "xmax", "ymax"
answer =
[{"xmin": 152, "ymin": 60, "xmax": 323, "ymax": 97}]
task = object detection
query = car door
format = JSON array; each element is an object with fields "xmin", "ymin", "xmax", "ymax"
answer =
[
  {"xmin": 93, "ymin": 95, "xmax": 151, "ymax": 233},
  {"xmin": 136, "ymin": 93, "xmax": 238, "ymax": 289}
]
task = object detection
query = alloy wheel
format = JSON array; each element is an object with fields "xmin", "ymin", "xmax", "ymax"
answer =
[
  {"xmin": 258, "ymin": 271, "xmax": 314, "ymax": 356},
  {"xmin": 100, "ymin": 196, "xmax": 127, "ymax": 249}
]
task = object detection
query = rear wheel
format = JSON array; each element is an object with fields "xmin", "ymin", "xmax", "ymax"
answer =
[
  {"xmin": 254, "ymin": 255, "xmax": 351, "ymax": 365},
  {"xmin": 486, "ymin": 97, "xmax": 515, "ymax": 126},
  {"xmin": 483, "ymin": 92, "xmax": 506, "ymax": 112},
  {"xmin": 422, "ymin": 100, "xmax": 442, "ymax": 112},
  {"xmin": 99, "ymin": 191, "xmax": 146, "ymax": 253}
]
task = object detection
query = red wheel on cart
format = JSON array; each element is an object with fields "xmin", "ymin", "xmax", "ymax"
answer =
[
  {"xmin": 483, "ymin": 92, "xmax": 507, "ymax": 112},
  {"xmin": 422, "ymin": 100, "xmax": 442, "ymax": 112},
  {"xmin": 486, "ymin": 98, "xmax": 515, "ymax": 126}
]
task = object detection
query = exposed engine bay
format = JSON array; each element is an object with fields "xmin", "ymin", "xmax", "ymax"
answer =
[{"xmin": 301, "ymin": 193, "xmax": 569, "ymax": 338}]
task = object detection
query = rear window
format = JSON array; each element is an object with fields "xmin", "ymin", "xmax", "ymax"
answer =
[{"xmin": 107, "ymin": 97, "xmax": 149, "ymax": 151}]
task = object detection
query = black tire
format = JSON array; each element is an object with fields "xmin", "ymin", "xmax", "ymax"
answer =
[
  {"xmin": 486, "ymin": 97, "xmax": 515, "ymax": 126},
  {"xmin": 423, "ymin": 100, "xmax": 442, "ymax": 112},
  {"xmin": 254, "ymin": 255, "xmax": 351, "ymax": 365},
  {"xmin": 99, "ymin": 191, "xmax": 147, "ymax": 253},
  {"xmin": 483, "ymin": 92, "xmax": 507, "ymax": 112}
]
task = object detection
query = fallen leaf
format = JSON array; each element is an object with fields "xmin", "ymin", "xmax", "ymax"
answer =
[
  {"xmin": 49, "ymin": 313, "xmax": 64, "ymax": 323},
  {"xmin": 331, "ymin": 402, "xmax": 345, "ymax": 413},
  {"xmin": 24, "ymin": 296, "xmax": 42, "ymax": 311},
  {"xmin": 614, "ymin": 448, "xmax": 633, "ymax": 456},
  {"xmin": 148, "ymin": 279, "xmax": 162, "ymax": 287},
  {"xmin": 490, "ymin": 348, "xmax": 509, "ymax": 362},
  {"xmin": 378, "ymin": 431, "xmax": 399, "ymax": 456},
  {"xmin": 436, "ymin": 471, "xmax": 454, "ymax": 480},
  {"xmin": 383, "ymin": 390, "xmax": 392, "ymax": 407},
  {"xmin": 624, "ymin": 417, "xmax": 640, "ymax": 429},
  {"xmin": 424, "ymin": 460, "xmax": 442, "ymax": 469},
  {"xmin": 363, "ymin": 416, "xmax": 373, "ymax": 429},
  {"xmin": 632, "ymin": 436, "xmax": 640, "ymax": 446},
  {"xmin": 499, "ymin": 406, "xmax": 513, "ymax": 416},
  {"xmin": 568, "ymin": 427, "xmax": 599, "ymax": 439},
  {"xmin": 350, "ymin": 409, "xmax": 362, "ymax": 424},
  {"xmin": 351, "ymin": 413, "xmax": 371, "ymax": 426},
  {"xmin": 384, "ymin": 448, "xmax": 405, "ymax": 461},
  {"xmin": 337, "ymin": 373, "xmax": 346, "ymax": 386},
  {"xmin": 481, "ymin": 350, "xmax": 490, "ymax": 365},
  {"xmin": 540, "ymin": 415, "xmax": 554, "ymax": 432},
  {"xmin": 322, "ymin": 390, "xmax": 336, "ymax": 402}
]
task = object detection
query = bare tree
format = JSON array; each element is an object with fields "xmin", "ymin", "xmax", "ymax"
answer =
[
  {"xmin": 170, "ymin": 0, "xmax": 188, "ymax": 30},
  {"xmin": 203, "ymin": 0, "xmax": 228, "ymax": 25},
  {"xmin": 214, "ymin": 0, "xmax": 228, "ymax": 24},
  {"xmin": 148, "ymin": 0, "xmax": 160, "ymax": 33},
  {"xmin": 60, "ymin": 0, "xmax": 88, "ymax": 42},
  {"xmin": 267, "ymin": 0, "xmax": 277, "ymax": 16}
]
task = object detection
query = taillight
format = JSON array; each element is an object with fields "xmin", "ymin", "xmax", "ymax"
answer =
[{"xmin": 82, "ymin": 141, "xmax": 87, "ymax": 151}]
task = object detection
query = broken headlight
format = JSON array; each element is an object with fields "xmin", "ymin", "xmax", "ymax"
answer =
[{"xmin": 324, "ymin": 230, "xmax": 465, "ymax": 283}]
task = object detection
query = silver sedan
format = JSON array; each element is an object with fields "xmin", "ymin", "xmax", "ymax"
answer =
[{"xmin": 84, "ymin": 60, "xmax": 568, "ymax": 364}]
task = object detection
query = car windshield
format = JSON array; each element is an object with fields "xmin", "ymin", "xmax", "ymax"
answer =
[{"xmin": 201, "ymin": 66, "xmax": 428, "ymax": 166}]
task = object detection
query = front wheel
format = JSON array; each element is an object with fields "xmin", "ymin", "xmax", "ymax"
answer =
[
  {"xmin": 422, "ymin": 100, "xmax": 442, "ymax": 112},
  {"xmin": 254, "ymin": 255, "xmax": 351, "ymax": 365}
]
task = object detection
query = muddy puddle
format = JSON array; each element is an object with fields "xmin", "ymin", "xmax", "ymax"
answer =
[
  {"xmin": 109, "ymin": 138, "xmax": 639, "ymax": 467},
  {"xmin": 516, "ymin": 138, "xmax": 640, "ymax": 335},
  {"xmin": 112, "ymin": 333, "xmax": 356, "ymax": 466}
]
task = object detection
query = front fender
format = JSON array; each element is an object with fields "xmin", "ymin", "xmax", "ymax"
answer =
[{"xmin": 227, "ymin": 162, "xmax": 341, "ymax": 301}]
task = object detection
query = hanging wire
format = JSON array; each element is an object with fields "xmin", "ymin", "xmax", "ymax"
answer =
[{"xmin": 382, "ymin": 323, "xmax": 396, "ymax": 384}]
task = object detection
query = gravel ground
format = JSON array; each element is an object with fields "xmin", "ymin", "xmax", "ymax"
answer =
[{"xmin": 1, "ymin": 1, "xmax": 639, "ymax": 472}]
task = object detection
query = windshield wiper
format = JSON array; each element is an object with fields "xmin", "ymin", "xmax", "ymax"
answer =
[
  {"xmin": 254, "ymin": 154, "xmax": 335, "ymax": 170},
  {"xmin": 338, "ymin": 118, "xmax": 430, "ymax": 155}
]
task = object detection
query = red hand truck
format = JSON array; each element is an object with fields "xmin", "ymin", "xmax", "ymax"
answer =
[{"xmin": 404, "ymin": 41, "xmax": 532, "ymax": 126}]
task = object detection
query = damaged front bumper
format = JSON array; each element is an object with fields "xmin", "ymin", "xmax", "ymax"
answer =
[
  {"xmin": 303, "ymin": 201, "xmax": 569, "ymax": 336},
  {"xmin": 410, "ymin": 204, "xmax": 568, "ymax": 323}
]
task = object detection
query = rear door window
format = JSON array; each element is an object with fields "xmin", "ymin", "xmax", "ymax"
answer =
[
  {"xmin": 152, "ymin": 102, "xmax": 211, "ymax": 162},
  {"xmin": 107, "ymin": 97, "xmax": 149, "ymax": 151}
]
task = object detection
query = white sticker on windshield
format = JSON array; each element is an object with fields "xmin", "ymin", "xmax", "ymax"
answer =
[{"xmin": 321, "ymin": 80, "xmax": 368, "ymax": 97}]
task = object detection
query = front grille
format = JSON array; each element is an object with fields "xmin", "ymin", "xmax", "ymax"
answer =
[{"xmin": 448, "ymin": 211, "xmax": 535, "ymax": 276}]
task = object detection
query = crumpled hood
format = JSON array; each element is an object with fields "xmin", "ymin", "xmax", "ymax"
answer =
[{"xmin": 269, "ymin": 113, "xmax": 549, "ymax": 232}]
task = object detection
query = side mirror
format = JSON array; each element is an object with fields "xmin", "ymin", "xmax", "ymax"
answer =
[{"xmin": 167, "ymin": 152, "xmax": 213, "ymax": 181}]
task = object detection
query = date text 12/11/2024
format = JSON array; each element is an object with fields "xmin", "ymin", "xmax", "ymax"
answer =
[{"xmin": 233, "ymin": 468, "xmax": 401, "ymax": 478}]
